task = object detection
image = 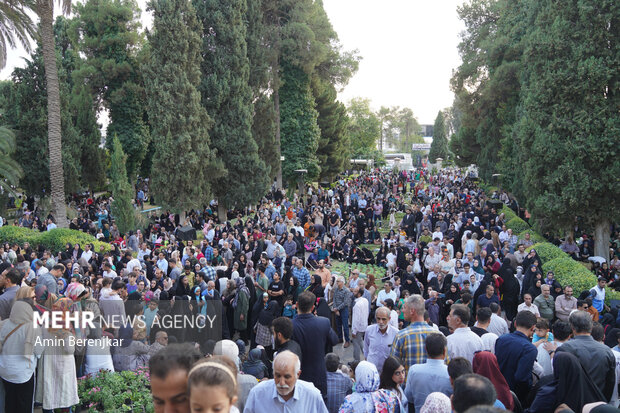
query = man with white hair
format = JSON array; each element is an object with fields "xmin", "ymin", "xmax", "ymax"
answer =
[
  {"xmin": 214, "ymin": 339, "xmax": 257, "ymax": 411},
  {"xmin": 244, "ymin": 350, "xmax": 328, "ymax": 412}
]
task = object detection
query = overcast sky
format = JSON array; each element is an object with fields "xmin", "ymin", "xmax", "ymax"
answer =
[{"xmin": 1, "ymin": 0, "xmax": 464, "ymax": 124}]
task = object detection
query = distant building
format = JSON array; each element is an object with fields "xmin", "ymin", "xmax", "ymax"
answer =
[{"xmin": 419, "ymin": 124, "xmax": 433, "ymax": 138}]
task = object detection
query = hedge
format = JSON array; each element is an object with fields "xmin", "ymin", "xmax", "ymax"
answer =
[
  {"xmin": 500, "ymin": 206, "xmax": 518, "ymax": 222},
  {"xmin": 518, "ymin": 230, "xmax": 546, "ymax": 245},
  {"xmin": 526, "ymin": 242, "xmax": 568, "ymax": 263},
  {"xmin": 506, "ymin": 216, "xmax": 530, "ymax": 234},
  {"xmin": 543, "ymin": 257, "xmax": 597, "ymax": 297},
  {"xmin": 0, "ymin": 226, "xmax": 111, "ymax": 254}
]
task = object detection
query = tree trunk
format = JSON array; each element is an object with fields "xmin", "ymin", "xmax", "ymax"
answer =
[
  {"xmin": 39, "ymin": 3, "xmax": 68, "ymax": 228},
  {"xmin": 594, "ymin": 220, "xmax": 610, "ymax": 263},
  {"xmin": 217, "ymin": 203, "xmax": 227, "ymax": 223}
]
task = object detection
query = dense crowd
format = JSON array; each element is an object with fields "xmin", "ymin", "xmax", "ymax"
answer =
[{"xmin": 0, "ymin": 168, "xmax": 619, "ymax": 413}]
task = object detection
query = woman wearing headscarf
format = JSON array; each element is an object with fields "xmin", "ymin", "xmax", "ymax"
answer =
[
  {"xmin": 499, "ymin": 257, "xmax": 520, "ymax": 321},
  {"xmin": 338, "ymin": 360, "xmax": 400, "ymax": 413},
  {"xmin": 0, "ymin": 299, "xmax": 44, "ymax": 412},
  {"xmin": 255, "ymin": 300, "xmax": 280, "ymax": 351},
  {"xmin": 527, "ymin": 352, "xmax": 605, "ymax": 413},
  {"xmin": 442, "ymin": 282, "xmax": 461, "ymax": 321},
  {"xmin": 233, "ymin": 278, "xmax": 250, "ymax": 341},
  {"xmin": 473, "ymin": 351, "xmax": 514, "ymax": 410},
  {"xmin": 35, "ymin": 297, "xmax": 80, "ymax": 413},
  {"xmin": 419, "ymin": 392, "xmax": 451, "ymax": 413},
  {"xmin": 522, "ymin": 263, "xmax": 542, "ymax": 298},
  {"xmin": 174, "ymin": 275, "xmax": 191, "ymax": 298},
  {"xmin": 472, "ymin": 259, "xmax": 486, "ymax": 278},
  {"xmin": 64, "ymin": 282, "xmax": 91, "ymax": 376},
  {"xmin": 309, "ymin": 274, "xmax": 324, "ymax": 298},
  {"xmin": 56, "ymin": 278, "xmax": 68, "ymax": 296},
  {"xmin": 242, "ymin": 348, "xmax": 268, "ymax": 379},
  {"xmin": 111, "ymin": 324, "xmax": 151, "ymax": 372}
]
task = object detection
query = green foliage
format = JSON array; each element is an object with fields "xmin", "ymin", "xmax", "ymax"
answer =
[
  {"xmin": 0, "ymin": 226, "xmax": 111, "ymax": 253},
  {"xmin": 506, "ymin": 216, "xmax": 530, "ymax": 234},
  {"xmin": 77, "ymin": 367, "xmax": 154, "ymax": 412},
  {"xmin": 71, "ymin": 0, "xmax": 149, "ymax": 178},
  {"xmin": 499, "ymin": 205, "xmax": 518, "ymax": 221},
  {"xmin": 194, "ymin": 0, "xmax": 270, "ymax": 209},
  {"xmin": 252, "ymin": 95, "xmax": 279, "ymax": 181},
  {"xmin": 110, "ymin": 135, "xmax": 135, "ymax": 235},
  {"xmin": 347, "ymin": 97, "xmax": 380, "ymax": 152},
  {"xmin": 526, "ymin": 242, "xmax": 568, "ymax": 263},
  {"xmin": 517, "ymin": 230, "xmax": 546, "ymax": 245},
  {"xmin": 280, "ymin": 62, "xmax": 321, "ymax": 185},
  {"xmin": 0, "ymin": 126, "xmax": 23, "ymax": 194},
  {"xmin": 542, "ymin": 257, "xmax": 596, "ymax": 297},
  {"xmin": 429, "ymin": 110, "xmax": 449, "ymax": 162},
  {"xmin": 313, "ymin": 77, "xmax": 350, "ymax": 181},
  {"xmin": 143, "ymin": 0, "xmax": 219, "ymax": 212}
]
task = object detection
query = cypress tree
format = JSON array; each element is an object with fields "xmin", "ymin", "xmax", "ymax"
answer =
[
  {"xmin": 110, "ymin": 135, "xmax": 135, "ymax": 235},
  {"xmin": 280, "ymin": 62, "xmax": 321, "ymax": 186},
  {"xmin": 194, "ymin": 0, "xmax": 270, "ymax": 215},
  {"xmin": 143, "ymin": 0, "xmax": 218, "ymax": 212},
  {"xmin": 429, "ymin": 110, "xmax": 449, "ymax": 162}
]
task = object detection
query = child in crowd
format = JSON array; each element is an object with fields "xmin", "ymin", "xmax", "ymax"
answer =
[
  {"xmin": 532, "ymin": 318, "xmax": 554, "ymax": 345},
  {"xmin": 282, "ymin": 295, "xmax": 297, "ymax": 318},
  {"xmin": 127, "ymin": 273, "xmax": 138, "ymax": 294},
  {"xmin": 187, "ymin": 356, "xmax": 239, "ymax": 413},
  {"xmin": 99, "ymin": 277, "xmax": 116, "ymax": 299}
]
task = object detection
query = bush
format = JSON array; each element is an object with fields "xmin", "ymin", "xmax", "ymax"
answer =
[
  {"xmin": 518, "ymin": 231, "xmax": 546, "ymax": 245},
  {"xmin": 0, "ymin": 226, "xmax": 111, "ymax": 254},
  {"xmin": 498, "ymin": 206, "xmax": 518, "ymax": 222},
  {"xmin": 77, "ymin": 368, "xmax": 154, "ymax": 412},
  {"xmin": 527, "ymin": 242, "xmax": 568, "ymax": 263},
  {"xmin": 543, "ymin": 257, "xmax": 596, "ymax": 297},
  {"xmin": 506, "ymin": 216, "xmax": 530, "ymax": 234}
]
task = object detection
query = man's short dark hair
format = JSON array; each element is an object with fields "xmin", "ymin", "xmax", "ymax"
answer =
[
  {"xmin": 591, "ymin": 322, "xmax": 604, "ymax": 342},
  {"xmin": 5, "ymin": 268, "xmax": 22, "ymax": 285},
  {"xmin": 447, "ymin": 357, "xmax": 473, "ymax": 381},
  {"xmin": 271, "ymin": 317, "xmax": 293, "ymax": 339},
  {"xmin": 489, "ymin": 302, "xmax": 500, "ymax": 314},
  {"xmin": 451, "ymin": 304, "xmax": 471, "ymax": 325},
  {"xmin": 297, "ymin": 291, "xmax": 316, "ymax": 313},
  {"xmin": 149, "ymin": 343, "xmax": 202, "ymax": 379},
  {"xmin": 476, "ymin": 307, "xmax": 492, "ymax": 324},
  {"xmin": 452, "ymin": 374, "xmax": 497, "ymax": 413},
  {"xmin": 515, "ymin": 310, "xmax": 537, "ymax": 329},
  {"xmin": 552, "ymin": 320, "xmax": 572, "ymax": 341},
  {"xmin": 425, "ymin": 332, "xmax": 447, "ymax": 358},
  {"xmin": 325, "ymin": 353, "xmax": 340, "ymax": 372},
  {"xmin": 52, "ymin": 264, "xmax": 65, "ymax": 272},
  {"xmin": 111, "ymin": 279, "xmax": 126, "ymax": 291},
  {"xmin": 464, "ymin": 406, "xmax": 505, "ymax": 413}
]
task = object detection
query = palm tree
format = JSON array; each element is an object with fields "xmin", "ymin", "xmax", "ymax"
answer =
[
  {"xmin": 35, "ymin": 0, "xmax": 72, "ymax": 227},
  {"xmin": 0, "ymin": 0, "xmax": 36, "ymax": 69},
  {"xmin": 0, "ymin": 126, "xmax": 24, "ymax": 194}
]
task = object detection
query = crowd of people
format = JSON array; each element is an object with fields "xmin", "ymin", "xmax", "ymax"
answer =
[{"xmin": 0, "ymin": 167, "xmax": 619, "ymax": 413}]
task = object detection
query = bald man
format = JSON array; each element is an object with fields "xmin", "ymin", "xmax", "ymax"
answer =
[
  {"xmin": 364, "ymin": 307, "xmax": 399, "ymax": 372},
  {"xmin": 243, "ymin": 351, "xmax": 328, "ymax": 412}
]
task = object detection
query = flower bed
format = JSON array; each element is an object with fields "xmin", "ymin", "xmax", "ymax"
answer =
[{"xmin": 77, "ymin": 368, "xmax": 154, "ymax": 412}]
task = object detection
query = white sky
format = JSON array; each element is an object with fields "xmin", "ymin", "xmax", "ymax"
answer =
[{"xmin": 1, "ymin": 0, "xmax": 464, "ymax": 124}]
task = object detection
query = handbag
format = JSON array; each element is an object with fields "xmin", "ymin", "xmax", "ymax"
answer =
[{"xmin": 413, "ymin": 258, "xmax": 422, "ymax": 274}]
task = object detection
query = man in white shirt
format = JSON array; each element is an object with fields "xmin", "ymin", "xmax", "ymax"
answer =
[
  {"xmin": 517, "ymin": 293, "xmax": 540, "ymax": 317},
  {"xmin": 487, "ymin": 303, "xmax": 510, "ymax": 336},
  {"xmin": 364, "ymin": 307, "xmax": 398, "ymax": 372},
  {"xmin": 102, "ymin": 261, "xmax": 118, "ymax": 279},
  {"xmin": 137, "ymin": 243, "xmax": 151, "ymax": 262},
  {"xmin": 432, "ymin": 226, "xmax": 444, "ymax": 242},
  {"xmin": 351, "ymin": 287, "xmax": 369, "ymax": 361},
  {"xmin": 447, "ymin": 304, "xmax": 484, "ymax": 364},
  {"xmin": 126, "ymin": 252, "xmax": 142, "ymax": 275},
  {"xmin": 377, "ymin": 281, "xmax": 397, "ymax": 308},
  {"xmin": 80, "ymin": 243, "xmax": 93, "ymax": 263},
  {"xmin": 498, "ymin": 225, "xmax": 509, "ymax": 244}
]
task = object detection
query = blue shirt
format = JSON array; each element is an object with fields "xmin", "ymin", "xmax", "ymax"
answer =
[
  {"xmin": 243, "ymin": 378, "xmax": 328, "ymax": 413},
  {"xmin": 292, "ymin": 266, "xmax": 311, "ymax": 290},
  {"xmin": 326, "ymin": 372, "xmax": 353, "ymax": 413},
  {"xmin": 405, "ymin": 358, "xmax": 452, "ymax": 412},
  {"xmin": 495, "ymin": 331, "xmax": 537, "ymax": 391}
]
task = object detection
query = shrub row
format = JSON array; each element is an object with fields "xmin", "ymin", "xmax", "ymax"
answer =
[{"xmin": 0, "ymin": 226, "xmax": 112, "ymax": 254}]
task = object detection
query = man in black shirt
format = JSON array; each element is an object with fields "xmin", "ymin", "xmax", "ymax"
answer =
[
  {"xmin": 471, "ymin": 307, "xmax": 492, "ymax": 336},
  {"xmin": 268, "ymin": 272, "xmax": 285, "ymax": 308},
  {"xmin": 271, "ymin": 316, "xmax": 303, "ymax": 362}
]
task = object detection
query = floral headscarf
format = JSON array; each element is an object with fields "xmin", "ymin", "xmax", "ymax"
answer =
[
  {"xmin": 339, "ymin": 361, "xmax": 400, "ymax": 413},
  {"xmin": 57, "ymin": 278, "xmax": 68, "ymax": 295},
  {"xmin": 420, "ymin": 392, "xmax": 452, "ymax": 413}
]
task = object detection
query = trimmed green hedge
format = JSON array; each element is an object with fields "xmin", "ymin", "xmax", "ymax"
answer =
[
  {"xmin": 543, "ymin": 257, "xmax": 596, "ymax": 297},
  {"xmin": 506, "ymin": 216, "xmax": 530, "ymax": 234},
  {"xmin": 518, "ymin": 231, "xmax": 546, "ymax": 245},
  {"xmin": 0, "ymin": 226, "xmax": 111, "ymax": 254},
  {"xmin": 499, "ymin": 205, "xmax": 518, "ymax": 221},
  {"xmin": 526, "ymin": 242, "xmax": 568, "ymax": 262}
]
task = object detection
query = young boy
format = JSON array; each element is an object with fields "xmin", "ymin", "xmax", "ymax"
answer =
[
  {"xmin": 532, "ymin": 318, "xmax": 554, "ymax": 345},
  {"xmin": 282, "ymin": 295, "xmax": 297, "ymax": 318}
]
